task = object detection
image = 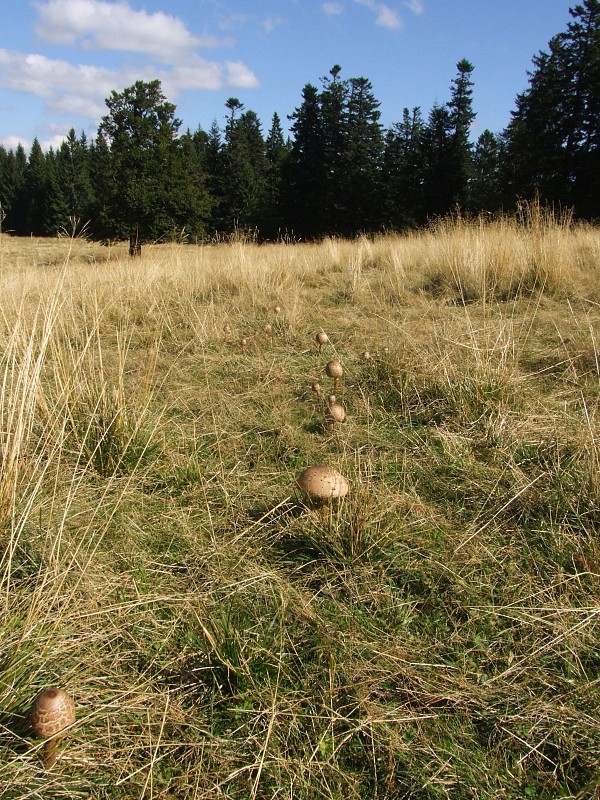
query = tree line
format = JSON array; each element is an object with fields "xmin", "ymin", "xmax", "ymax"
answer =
[{"xmin": 0, "ymin": 0, "xmax": 598, "ymax": 251}]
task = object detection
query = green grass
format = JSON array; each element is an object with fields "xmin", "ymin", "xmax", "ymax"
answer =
[{"xmin": 0, "ymin": 218, "xmax": 600, "ymax": 798}]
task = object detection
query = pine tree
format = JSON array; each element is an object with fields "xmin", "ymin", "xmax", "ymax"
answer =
[
  {"xmin": 284, "ymin": 83, "xmax": 326, "ymax": 238},
  {"xmin": 382, "ymin": 107, "xmax": 426, "ymax": 229},
  {"xmin": 220, "ymin": 106, "xmax": 268, "ymax": 233},
  {"xmin": 471, "ymin": 130, "xmax": 502, "ymax": 212},
  {"xmin": 21, "ymin": 139, "xmax": 50, "ymax": 236},
  {"xmin": 503, "ymin": 0, "xmax": 600, "ymax": 217},
  {"xmin": 97, "ymin": 79, "xmax": 200, "ymax": 255},
  {"xmin": 0, "ymin": 145, "xmax": 27, "ymax": 233},
  {"xmin": 53, "ymin": 129, "xmax": 95, "ymax": 234},
  {"xmin": 262, "ymin": 112, "xmax": 289, "ymax": 238},
  {"xmin": 319, "ymin": 65, "xmax": 349, "ymax": 233},
  {"xmin": 340, "ymin": 76, "xmax": 384, "ymax": 234},
  {"xmin": 422, "ymin": 103, "xmax": 455, "ymax": 218}
]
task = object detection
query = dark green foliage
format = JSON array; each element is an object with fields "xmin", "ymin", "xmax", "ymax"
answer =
[
  {"xmin": 502, "ymin": 0, "xmax": 600, "ymax": 217},
  {"xmin": 382, "ymin": 107, "xmax": 427, "ymax": 229},
  {"xmin": 95, "ymin": 79, "xmax": 209, "ymax": 253},
  {"xmin": 220, "ymin": 103, "xmax": 269, "ymax": 233},
  {"xmin": 1, "ymin": 2, "xmax": 598, "ymax": 244}
]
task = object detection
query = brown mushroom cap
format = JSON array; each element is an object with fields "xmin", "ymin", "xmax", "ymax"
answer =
[
  {"xmin": 327, "ymin": 401, "xmax": 346, "ymax": 424},
  {"xmin": 297, "ymin": 465, "xmax": 349, "ymax": 501},
  {"xmin": 316, "ymin": 331, "xmax": 329, "ymax": 346},
  {"xmin": 264, "ymin": 323, "xmax": 273, "ymax": 335},
  {"xmin": 30, "ymin": 687, "xmax": 75, "ymax": 740},
  {"xmin": 325, "ymin": 360, "xmax": 343, "ymax": 379}
]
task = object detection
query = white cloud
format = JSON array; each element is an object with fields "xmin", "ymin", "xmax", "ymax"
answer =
[
  {"xmin": 0, "ymin": 134, "xmax": 31, "ymax": 151},
  {"xmin": 403, "ymin": 0, "xmax": 424, "ymax": 13},
  {"xmin": 262, "ymin": 15, "xmax": 285, "ymax": 33},
  {"xmin": 225, "ymin": 61, "xmax": 260, "ymax": 89},
  {"xmin": 0, "ymin": 46, "xmax": 259, "ymax": 125},
  {"xmin": 355, "ymin": 0, "xmax": 403, "ymax": 29},
  {"xmin": 322, "ymin": 2, "xmax": 344, "ymax": 15},
  {"xmin": 33, "ymin": 0, "xmax": 231, "ymax": 62}
]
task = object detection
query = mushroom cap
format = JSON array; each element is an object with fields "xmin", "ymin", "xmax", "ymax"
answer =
[
  {"xmin": 327, "ymin": 402, "xmax": 346, "ymax": 424},
  {"xmin": 316, "ymin": 331, "xmax": 329, "ymax": 345},
  {"xmin": 264, "ymin": 323, "xmax": 273, "ymax": 335},
  {"xmin": 325, "ymin": 360, "xmax": 343, "ymax": 379},
  {"xmin": 274, "ymin": 306, "xmax": 281, "ymax": 315},
  {"xmin": 311, "ymin": 382, "xmax": 322, "ymax": 395},
  {"xmin": 297, "ymin": 465, "xmax": 349, "ymax": 501},
  {"xmin": 30, "ymin": 687, "xmax": 75, "ymax": 740}
]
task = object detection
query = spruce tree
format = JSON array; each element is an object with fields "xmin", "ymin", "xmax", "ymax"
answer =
[
  {"xmin": 220, "ymin": 106, "xmax": 268, "ymax": 233},
  {"xmin": 422, "ymin": 103, "xmax": 455, "ymax": 218},
  {"xmin": 284, "ymin": 83, "xmax": 326, "ymax": 238},
  {"xmin": 447, "ymin": 58, "xmax": 476, "ymax": 210},
  {"xmin": 382, "ymin": 107, "xmax": 426, "ymax": 229},
  {"xmin": 340, "ymin": 76, "xmax": 384, "ymax": 234},
  {"xmin": 503, "ymin": 1, "xmax": 600, "ymax": 216},
  {"xmin": 471, "ymin": 130, "xmax": 502, "ymax": 212},
  {"xmin": 97, "ymin": 79, "xmax": 202, "ymax": 255},
  {"xmin": 262, "ymin": 112, "xmax": 289, "ymax": 238}
]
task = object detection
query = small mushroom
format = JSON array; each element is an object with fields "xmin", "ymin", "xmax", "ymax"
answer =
[
  {"xmin": 315, "ymin": 331, "xmax": 329, "ymax": 352},
  {"xmin": 326, "ymin": 394, "xmax": 346, "ymax": 430},
  {"xmin": 241, "ymin": 337, "xmax": 249, "ymax": 349},
  {"xmin": 264, "ymin": 322, "xmax": 273, "ymax": 336},
  {"xmin": 30, "ymin": 687, "xmax": 75, "ymax": 770},
  {"xmin": 311, "ymin": 381, "xmax": 322, "ymax": 397},
  {"xmin": 274, "ymin": 306, "xmax": 281, "ymax": 316},
  {"xmin": 325, "ymin": 359, "xmax": 343, "ymax": 390},
  {"xmin": 297, "ymin": 464, "xmax": 350, "ymax": 520}
]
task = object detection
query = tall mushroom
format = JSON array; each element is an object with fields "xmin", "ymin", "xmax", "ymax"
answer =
[
  {"xmin": 325, "ymin": 359, "xmax": 343, "ymax": 391},
  {"xmin": 326, "ymin": 394, "xmax": 346, "ymax": 431},
  {"xmin": 315, "ymin": 331, "xmax": 329, "ymax": 353},
  {"xmin": 30, "ymin": 687, "xmax": 75, "ymax": 769},
  {"xmin": 297, "ymin": 464, "xmax": 349, "ymax": 521}
]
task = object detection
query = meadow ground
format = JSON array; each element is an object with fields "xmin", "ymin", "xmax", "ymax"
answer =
[{"xmin": 0, "ymin": 208, "xmax": 599, "ymax": 799}]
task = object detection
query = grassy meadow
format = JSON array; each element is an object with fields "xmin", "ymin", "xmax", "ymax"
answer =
[{"xmin": 1, "ymin": 208, "xmax": 600, "ymax": 798}]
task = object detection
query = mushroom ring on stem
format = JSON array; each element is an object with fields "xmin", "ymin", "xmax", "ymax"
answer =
[{"xmin": 30, "ymin": 687, "xmax": 75, "ymax": 769}]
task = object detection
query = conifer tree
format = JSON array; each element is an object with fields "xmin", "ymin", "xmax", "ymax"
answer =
[
  {"xmin": 471, "ymin": 130, "xmax": 502, "ymax": 212},
  {"xmin": 503, "ymin": 0, "xmax": 600, "ymax": 217},
  {"xmin": 263, "ymin": 112, "xmax": 289, "ymax": 238},
  {"xmin": 284, "ymin": 83, "xmax": 326, "ymax": 238},
  {"xmin": 97, "ymin": 79, "xmax": 204, "ymax": 255},
  {"xmin": 382, "ymin": 107, "xmax": 426, "ymax": 229},
  {"xmin": 20, "ymin": 139, "xmax": 50, "ymax": 236},
  {"xmin": 339, "ymin": 77, "xmax": 384, "ymax": 234},
  {"xmin": 220, "ymin": 105, "xmax": 268, "ymax": 233}
]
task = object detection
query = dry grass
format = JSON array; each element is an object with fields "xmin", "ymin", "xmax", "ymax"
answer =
[{"xmin": 1, "ymin": 211, "xmax": 600, "ymax": 799}]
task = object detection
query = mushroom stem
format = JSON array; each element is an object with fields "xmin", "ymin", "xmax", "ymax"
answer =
[{"xmin": 43, "ymin": 738, "xmax": 58, "ymax": 770}]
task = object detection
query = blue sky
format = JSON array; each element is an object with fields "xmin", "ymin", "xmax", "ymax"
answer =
[{"xmin": 0, "ymin": 0, "xmax": 576, "ymax": 152}]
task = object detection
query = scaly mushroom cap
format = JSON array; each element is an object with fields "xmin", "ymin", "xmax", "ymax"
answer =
[
  {"xmin": 327, "ymin": 401, "xmax": 346, "ymax": 424},
  {"xmin": 30, "ymin": 687, "xmax": 75, "ymax": 740},
  {"xmin": 325, "ymin": 360, "xmax": 343, "ymax": 379},
  {"xmin": 316, "ymin": 331, "xmax": 329, "ymax": 346},
  {"xmin": 297, "ymin": 465, "xmax": 349, "ymax": 501},
  {"xmin": 311, "ymin": 382, "xmax": 322, "ymax": 396}
]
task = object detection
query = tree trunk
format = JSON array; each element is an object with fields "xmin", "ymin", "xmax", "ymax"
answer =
[{"xmin": 129, "ymin": 227, "xmax": 141, "ymax": 257}]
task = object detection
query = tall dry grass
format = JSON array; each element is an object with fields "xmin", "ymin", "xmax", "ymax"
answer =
[{"xmin": 0, "ymin": 210, "xmax": 599, "ymax": 798}]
